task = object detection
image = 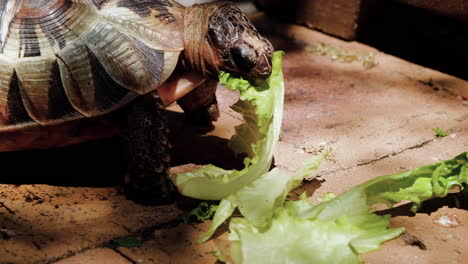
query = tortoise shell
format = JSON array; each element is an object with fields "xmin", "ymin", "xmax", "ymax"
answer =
[{"xmin": 0, "ymin": 0, "xmax": 186, "ymax": 130}]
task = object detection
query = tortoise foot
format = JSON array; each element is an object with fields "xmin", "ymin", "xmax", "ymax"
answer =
[{"xmin": 125, "ymin": 178, "xmax": 178, "ymax": 206}]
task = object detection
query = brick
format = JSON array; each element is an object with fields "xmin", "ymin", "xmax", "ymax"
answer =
[
  {"xmin": 394, "ymin": 0, "xmax": 468, "ymax": 22},
  {"xmin": 256, "ymin": 0, "xmax": 376, "ymax": 40}
]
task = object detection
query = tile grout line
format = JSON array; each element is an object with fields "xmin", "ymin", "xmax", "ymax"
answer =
[
  {"xmin": 43, "ymin": 246, "xmax": 138, "ymax": 264},
  {"xmin": 44, "ymin": 245, "xmax": 96, "ymax": 264},
  {"xmin": 44, "ymin": 219, "xmax": 183, "ymax": 264},
  {"xmin": 354, "ymin": 138, "xmax": 435, "ymax": 167},
  {"xmin": 113, "ymin": 248, "xmax": 139, "ymax": 264},
  {"xmin": 0, "ymin": 201, "xmax": 15, "ymax": 214},
  {"xmin": 316, "ymin": 137, "xmax": 437, "ymax": 179},
  {"xmin": 339, "ymin": 123, "xmax": 468, "ymax": 172},
  {"xmin": 107, "ymin": 220, "xmax": 132, "ymax": 233}
]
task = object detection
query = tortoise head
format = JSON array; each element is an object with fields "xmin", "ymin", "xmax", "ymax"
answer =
[{"xmin": 183, "ymin": 2, "xmax": 274, "ymax": 84}]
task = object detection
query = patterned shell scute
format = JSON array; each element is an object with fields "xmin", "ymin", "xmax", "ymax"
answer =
[{"xmin": 0, "ymin": 0, "xmax": 184, "ymax": 129}]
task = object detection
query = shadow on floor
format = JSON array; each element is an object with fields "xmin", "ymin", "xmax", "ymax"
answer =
[
  {"xmin": 0, "ymin": 137, "xmax": 126, "ymax": 187},
  {"xmin": 0, "ymin": 111, "xmax": 243, "ymax": 188}
]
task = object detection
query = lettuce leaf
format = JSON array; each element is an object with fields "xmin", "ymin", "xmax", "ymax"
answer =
[
  {"xmin": 170, "ymin": 51, "xmax": 285, "ymax": 200},
  {"xmin": 182, "ymin": 201, "xmax": 219, "ymax": 224},
  {"xmin": 217, "ymin": 153, "xmax": 467, "ymax": 264},
  {"xmin": 198, "ymin": 154, "xmax": 326, "ymax": 243}
]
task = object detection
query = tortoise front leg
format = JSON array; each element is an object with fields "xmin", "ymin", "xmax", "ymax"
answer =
[
  {"xmin": 123, "ymin": 94, "xmax": 177, "ymax": 205},
  {"xmin": 156, "ymin": 71, "xmax": 219, "ymax": 131}
]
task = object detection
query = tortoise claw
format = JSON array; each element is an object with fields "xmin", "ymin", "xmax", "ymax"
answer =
[{"xmin": 125, "ymin": 182, "xmax": 178, "ymax": 206}]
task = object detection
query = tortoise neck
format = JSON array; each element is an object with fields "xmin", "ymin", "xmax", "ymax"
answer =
[{"xmin": 182, "ymin": 2, "xmax": 224, "ymax": 78}]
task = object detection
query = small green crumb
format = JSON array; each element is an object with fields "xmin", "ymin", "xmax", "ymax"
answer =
[
  {"xmin": 322, "ymin": 192, "xmax": 337, "ymax": 202},
  {"xmin": 207, "ymin": 250, "xmax": 222, "ymax": 257},
  {"xmin": 433, "ymin": 127, "xmax": 449, "ymax": 138},
  {"xmin": 106, "ymin": 236, "xmax": 143, "ymax": 249},
  {"xmin": 182, "ymin": 201, "xmax": 219, "ymax": 224}
]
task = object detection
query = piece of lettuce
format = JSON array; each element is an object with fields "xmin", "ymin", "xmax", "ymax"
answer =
[
  {"xmin": 182, "ymin": 201, "xmax": 219, "ymax": 224},
  {"xmin": 217, "ymin": 153, "xmax": 467, "ymax": 264},
  {"xmin": 170, "ymin": 51, "xmax": 285, "ymax": 200},
  {"xmin": 198, "ymin": 154, "xmax": 327, "ymax": 243}
]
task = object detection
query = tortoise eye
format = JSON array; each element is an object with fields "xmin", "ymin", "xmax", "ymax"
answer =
[{"xmin": 230, "ymin": 45, "xmax": 255, "ymax": 72}]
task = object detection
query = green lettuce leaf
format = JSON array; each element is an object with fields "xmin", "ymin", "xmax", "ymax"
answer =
[
  {"xmin": 198, "ymin": 154, "xmax": 327, "ymax": 243},
  {"xmin": 182, "ymin": 201, "xmax": 219, "ymax": 224},
  {"xmin": 217, "ymin": 153, "xmax": 467, "ymax": 264},
  {"xmin": 170, "ymin": 51, "xmax": 285, "ymax": 200}
]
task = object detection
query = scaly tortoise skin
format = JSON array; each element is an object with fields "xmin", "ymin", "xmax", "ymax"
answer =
[{"xmin": 0, "ymin": 0, "xmax": 273, "ymax": 204}]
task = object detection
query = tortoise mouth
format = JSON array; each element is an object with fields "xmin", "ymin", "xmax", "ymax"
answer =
[{"xmin": 246, "ymin": 53, "xmax": 273, "ymax": 85}]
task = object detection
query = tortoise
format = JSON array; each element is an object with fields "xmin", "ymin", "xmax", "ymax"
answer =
[{"xmin": 0, "ymin": 0, "xmax": 274, "ymax": 204}]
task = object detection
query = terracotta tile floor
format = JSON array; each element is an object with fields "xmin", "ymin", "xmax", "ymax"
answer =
[{"xmin": 1, "ymin": 19, "xmax": 467, "ymax": 264}]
